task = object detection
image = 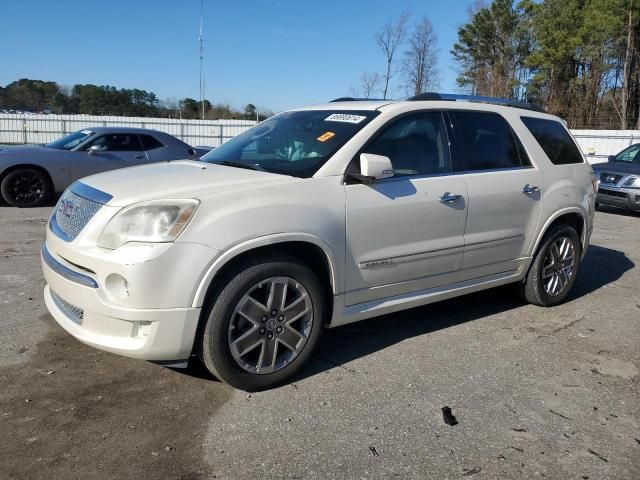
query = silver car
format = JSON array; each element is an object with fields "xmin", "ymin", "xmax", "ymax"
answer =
[
  {"xmin": 0, "ymin": 127, "xmax": 210, "ymax": 207},
  {"xmin": 593, "ymin": 144, "xmax": 640, "ymax": 212}
]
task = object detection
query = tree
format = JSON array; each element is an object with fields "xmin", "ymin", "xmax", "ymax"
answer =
[
  {"xmin": 244, "ymin": 103, "xmax": 257, "ymax": 120},
  {"xmin": 375, "ymin": 12, "xmax": 409, "ymax": 99},
  {"xmin": 452, "ymin": 0, "xmax": 532, "ymax": 99},
  {"xmin": 403, "ymin": 17, "xmax": 439, "ymax": 95},
  {"xmin": 359, "ymin": 72, "xmax": 383, "ymax": 98}
]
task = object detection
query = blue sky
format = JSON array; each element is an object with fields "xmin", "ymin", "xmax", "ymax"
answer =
[{"xmin": 1, "ymin": 0, "xmax": 474, "ymax": 112}]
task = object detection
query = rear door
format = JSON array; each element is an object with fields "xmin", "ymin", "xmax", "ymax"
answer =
[
  {"xmin": 70, "ymin": 133, "xmax": 148, "ymax": 181},
  {"xmin": 344, "ymin": 111, "xmax": 468, "ymax": 305},
  {"xmin": 448, "ymin": 111, "xmax": 542, "ymax": 277}
]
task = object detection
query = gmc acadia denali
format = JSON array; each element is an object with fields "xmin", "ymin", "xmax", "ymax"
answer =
[{"xmin": 42, "ymin": 94, "xmax": 597, "ymax": 391}]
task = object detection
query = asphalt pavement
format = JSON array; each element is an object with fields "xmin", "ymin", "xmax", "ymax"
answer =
[{"xmin": 0, "ymin": 203, "xmax": 638, "ymax": 479}]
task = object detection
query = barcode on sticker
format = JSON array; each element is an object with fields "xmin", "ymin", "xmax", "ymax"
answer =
[{"xmin": 324, "ymin": 114, "xmax": 367, "ymax": 124}]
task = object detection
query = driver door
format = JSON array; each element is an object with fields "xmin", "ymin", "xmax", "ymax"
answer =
[
  {"xmin": 70, "ymin": 133, "xmax": 148, "ymax": 182},
  {"xmin": 344, "ymin": 111, "xmax": 468, "ymax": 305}
]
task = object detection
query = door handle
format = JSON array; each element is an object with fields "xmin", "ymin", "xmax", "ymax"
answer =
[
  {"xmin": 134, "ymin": 155, "xmax": 145, "ymax": 159},
  {"xmin": 522, "ymin": 184, "xmax": 540, "ymax": 194},
  {"xmin": 439, "ymin": 193, "xmax": 463, "ymax": 204}
]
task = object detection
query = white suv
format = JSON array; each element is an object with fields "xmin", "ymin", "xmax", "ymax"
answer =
[{"xmin": 42, "ymin": 94, "xmax": 597, "ymax": 390}]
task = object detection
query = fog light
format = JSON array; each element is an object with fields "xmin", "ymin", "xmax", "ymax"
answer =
[
  {"xmin": 105, "ymin": 273, "xmax": 129, "ymax": 299},
  {"xmin": 132, "ymin": 321, "xmax": 152, "ymax": 338}
]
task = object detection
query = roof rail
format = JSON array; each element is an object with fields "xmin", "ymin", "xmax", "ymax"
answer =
[
  {"xmin": 407, "ymin": 92, "xmax": 545, "ymax": 112},
  {"xmin": 329, "ymin": 97, "xmax": 386, "ymax": 102}
]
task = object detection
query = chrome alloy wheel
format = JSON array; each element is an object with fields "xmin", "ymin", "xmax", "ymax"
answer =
[
  {"xmin": 228, "ymin": 276, "xmax": 313, "ymax": 374},
  {"xmin": 542, "ymin": 236, "xmax": 576, "ymax": 297}
]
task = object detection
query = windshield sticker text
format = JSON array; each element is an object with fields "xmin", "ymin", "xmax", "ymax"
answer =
[{"xmin": 324, "ymin": 114, "xmax": 367, "ymax": 124}]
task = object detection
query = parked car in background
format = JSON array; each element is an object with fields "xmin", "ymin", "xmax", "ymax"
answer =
[
  {"xmin": 41, "ymin": 94, "xmax": 596, "ymax": 391},
  {"xmin": 593, "ymin": 143, "xmax": 640, "ymax": 212},
  {"xmin": 0, "ymin": 127, "xmax": 211, "ymax": 207}
]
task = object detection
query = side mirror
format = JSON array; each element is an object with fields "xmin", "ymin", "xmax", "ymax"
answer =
[
  {"xmin": 87, "ymin": 145, "xmax": 102, "ymax": 155},
  {"xmin": 346, "ymin": 153, "xmax": 394, "ymax": 183},
  {"xmin": 360, "ymin": 153, "xmax": 394, "ymax": 180},
  {"xmin": 607, "ymin": 155, "xmax": 616, "ymax": 162}
]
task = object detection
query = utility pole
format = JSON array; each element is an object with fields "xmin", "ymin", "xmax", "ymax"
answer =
[{"xmin": 199, "ymin": 0, "xmax": 205, "ymax": 120}]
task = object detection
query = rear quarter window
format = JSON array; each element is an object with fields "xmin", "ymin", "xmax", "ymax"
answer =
[{"xmin": 521, "ymin": 117, "xmax": 583, "ymax": 165}]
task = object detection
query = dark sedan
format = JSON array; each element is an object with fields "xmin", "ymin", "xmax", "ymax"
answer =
[
  {"xmin": 0, "ymin": 127, "xmax": 211, "ymax": 207},
  {"xmin": 593, "ymin": 143, "xmax": 640, "ymax": 212}
]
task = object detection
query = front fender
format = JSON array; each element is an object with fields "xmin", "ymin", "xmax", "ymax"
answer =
[{"xmin": 190, "ymin": 232, "xmax": 340, "ymax": 308}]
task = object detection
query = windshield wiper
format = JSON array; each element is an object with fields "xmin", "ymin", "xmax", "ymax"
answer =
[{"xmin": 221, "ymin": 160, "xmax": 266, "ymax": 172}]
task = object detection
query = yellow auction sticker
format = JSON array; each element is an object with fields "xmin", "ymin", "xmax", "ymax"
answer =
[{"xmin": 317, "ymin": 131, "xmax": 336, "ymax": 142}]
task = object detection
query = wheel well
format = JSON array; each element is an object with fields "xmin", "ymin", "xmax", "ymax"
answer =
[
  {"xmin": 0, "ymin": 164, "xmax": 54, "ymax": 189},
  {"xmin": 549, "ymin": 212, "xmax": 584, "ymax": 241},
  {"xmin": 537, "ymin": 212, "xmax": 584, "ymax": 255},
  {"xmin": 199, "ymin": 241, "xmax": 335, "ymax": 324}
]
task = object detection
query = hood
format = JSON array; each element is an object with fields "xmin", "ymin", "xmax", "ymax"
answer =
[
  {"xmin": 593, "ymin": 161, "xmax": 640, "ymax": 176},
  {"xmin": 0, "ymin": 145, "xmax": 48, "ymax": 154},
  {"xmin": 79, "ymin": 160, "xmax": 298, "ymax": 207}
]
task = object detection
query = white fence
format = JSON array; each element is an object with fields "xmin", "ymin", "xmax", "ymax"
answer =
[
  {"xmin": 571, "ymin": 129, "xmax": 639, "ymax": 164},
  {"xmin": 0, "ymin": 114, "xmax": 637, "ymax": 162},
  {"xmin": 0, "ymin": 113, "xmax": 256, "ymax": 147}
]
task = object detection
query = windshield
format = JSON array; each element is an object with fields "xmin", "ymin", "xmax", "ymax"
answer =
[
  {"xmin": 614, "ymin": 144, "xmax": 640, "ymax": 163},
  {"xmin": 201, "ymin": 110, "xmax": 379, "ymax": 177},
  {"xmin": 46, "ymin": 129, "xmax": 94, "ymax": 150}
]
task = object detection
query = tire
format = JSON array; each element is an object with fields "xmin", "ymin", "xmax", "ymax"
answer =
[
  {"xmin": 0, "ymin": 168, "xmax": 52, "ymax": 207},
  {"xmin": 519, "ymin": 224, "xmax": 581, "ymax": 307},
  {"xmin": 198, "ymin": 254, "xmax": 325, "ymax": 391}
]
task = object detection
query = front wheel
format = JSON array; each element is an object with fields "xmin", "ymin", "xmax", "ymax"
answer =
[
  {"xmin": 1, "ymin": 168, "xmax": 52, "ymax": 207},
  {"xmin": 519, "ymin": 224, "xmax": 581, "ymax": 307},
  {"xmin": 198, "ymin": 255, "xmax": 325, "ymax": 391}
]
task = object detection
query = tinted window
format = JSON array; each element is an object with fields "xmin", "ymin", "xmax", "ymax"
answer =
[
  {"xmin": 140, "ymin": 135, "xmax": 164, "ymax": 150},
  {"xmin": 451, "ymin": 111, "xmax": 523, "ymax": 171},
  {"xmin": 86, "ymin": 134, "xmax": 143, "ymax": 152},
  {"xmin": 364, "ymin": 112, "xmax": 451, "ymax": 176},
  {"xmin": 521, "ymin": 116, "xmax": 583, "ymax": 165}
]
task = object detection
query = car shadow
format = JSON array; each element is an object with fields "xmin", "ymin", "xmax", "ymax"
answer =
[{"xmin": 293, "ymin": 244, "xmax": 634, "ymax": 383}]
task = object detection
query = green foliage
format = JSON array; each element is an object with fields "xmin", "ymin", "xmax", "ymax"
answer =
[
  {"xmin": 453, "ymin": 0, "xmax": 640, "ymax": 128},
  {"xmin": 0, "ymin": 79, "xmax": 272, "ymax": 120}
]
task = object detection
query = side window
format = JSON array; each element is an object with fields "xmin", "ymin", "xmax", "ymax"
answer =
[
  {"xmin": 140, "ymin": 135, "xmax": 164, "ymax": 150},
  {"xmin": 86, "ymin": 134, "xmax": 143, "ymax": 152},
  {"xmin": 521, "ymin": 116, "xmax": 584, "ymax": 165},
  {"xmin": 363, "ymin": 112, "xmax": 451, "ymax": 177},
  {"xmin": 450, "ymin": 111, "xmax": 523, "ymax": 171}
]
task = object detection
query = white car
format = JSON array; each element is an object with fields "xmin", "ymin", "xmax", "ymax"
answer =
[{"xmin": 42, "ymin": 94, "xmax": 597, "ymax": 391}]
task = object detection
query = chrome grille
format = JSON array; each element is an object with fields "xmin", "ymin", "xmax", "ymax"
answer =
[
  {"xmin": 51, "ymin": 291, "xmax": 84, "ymax": 325},
  {"xmin": 52, "ymin": 190, "xmax": 102, "ymax": 241},
  {"xmin": 600, "ymin": 172, "xmax": 623, "ymax": 185}
]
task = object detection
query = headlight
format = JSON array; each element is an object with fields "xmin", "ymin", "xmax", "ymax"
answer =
[
  {"xmin": 97, "ymin": 199, "xmax": 199, "ymax": 250},
  {"xmin": 622, "ymin": 176, "xmax": 640, "ymax": 189}
]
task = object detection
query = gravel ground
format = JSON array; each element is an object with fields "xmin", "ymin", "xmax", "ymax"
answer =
[{"xmin": 0, "ymin": 203, "xmax": 638, "ymax": 480}]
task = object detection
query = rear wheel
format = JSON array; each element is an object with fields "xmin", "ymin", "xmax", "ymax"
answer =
[
  {"xmin": 519, "ymin": 224, "xmax": 581, "ymax": 306},
  {"xmin": 199, "ymin": 255, "xmax": 325, "ymax": 391},
  {"xmin": 1, "ymin": 168, "xmax": 52, "ymax": 207}
]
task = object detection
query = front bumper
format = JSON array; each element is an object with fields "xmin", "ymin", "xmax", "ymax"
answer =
[
  {"xmin": 41, "ymin": 237, "xmax": 218, "ymax": 361},
  {"xmin": 597, "ymin": 185, "xmax": 640, "ymax": 211}
]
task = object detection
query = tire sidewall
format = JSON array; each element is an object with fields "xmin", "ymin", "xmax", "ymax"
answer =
[
  {"xmin": 1, "ymin": 168, "xmax": 51, "ymax": 207},
  {"xmin": 530, "ymin": 225, "xmax": 581, "ymax": 306},
  {"xmin": 200, "ymin": 258, "xmax": 325, "ymax": 391}
]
